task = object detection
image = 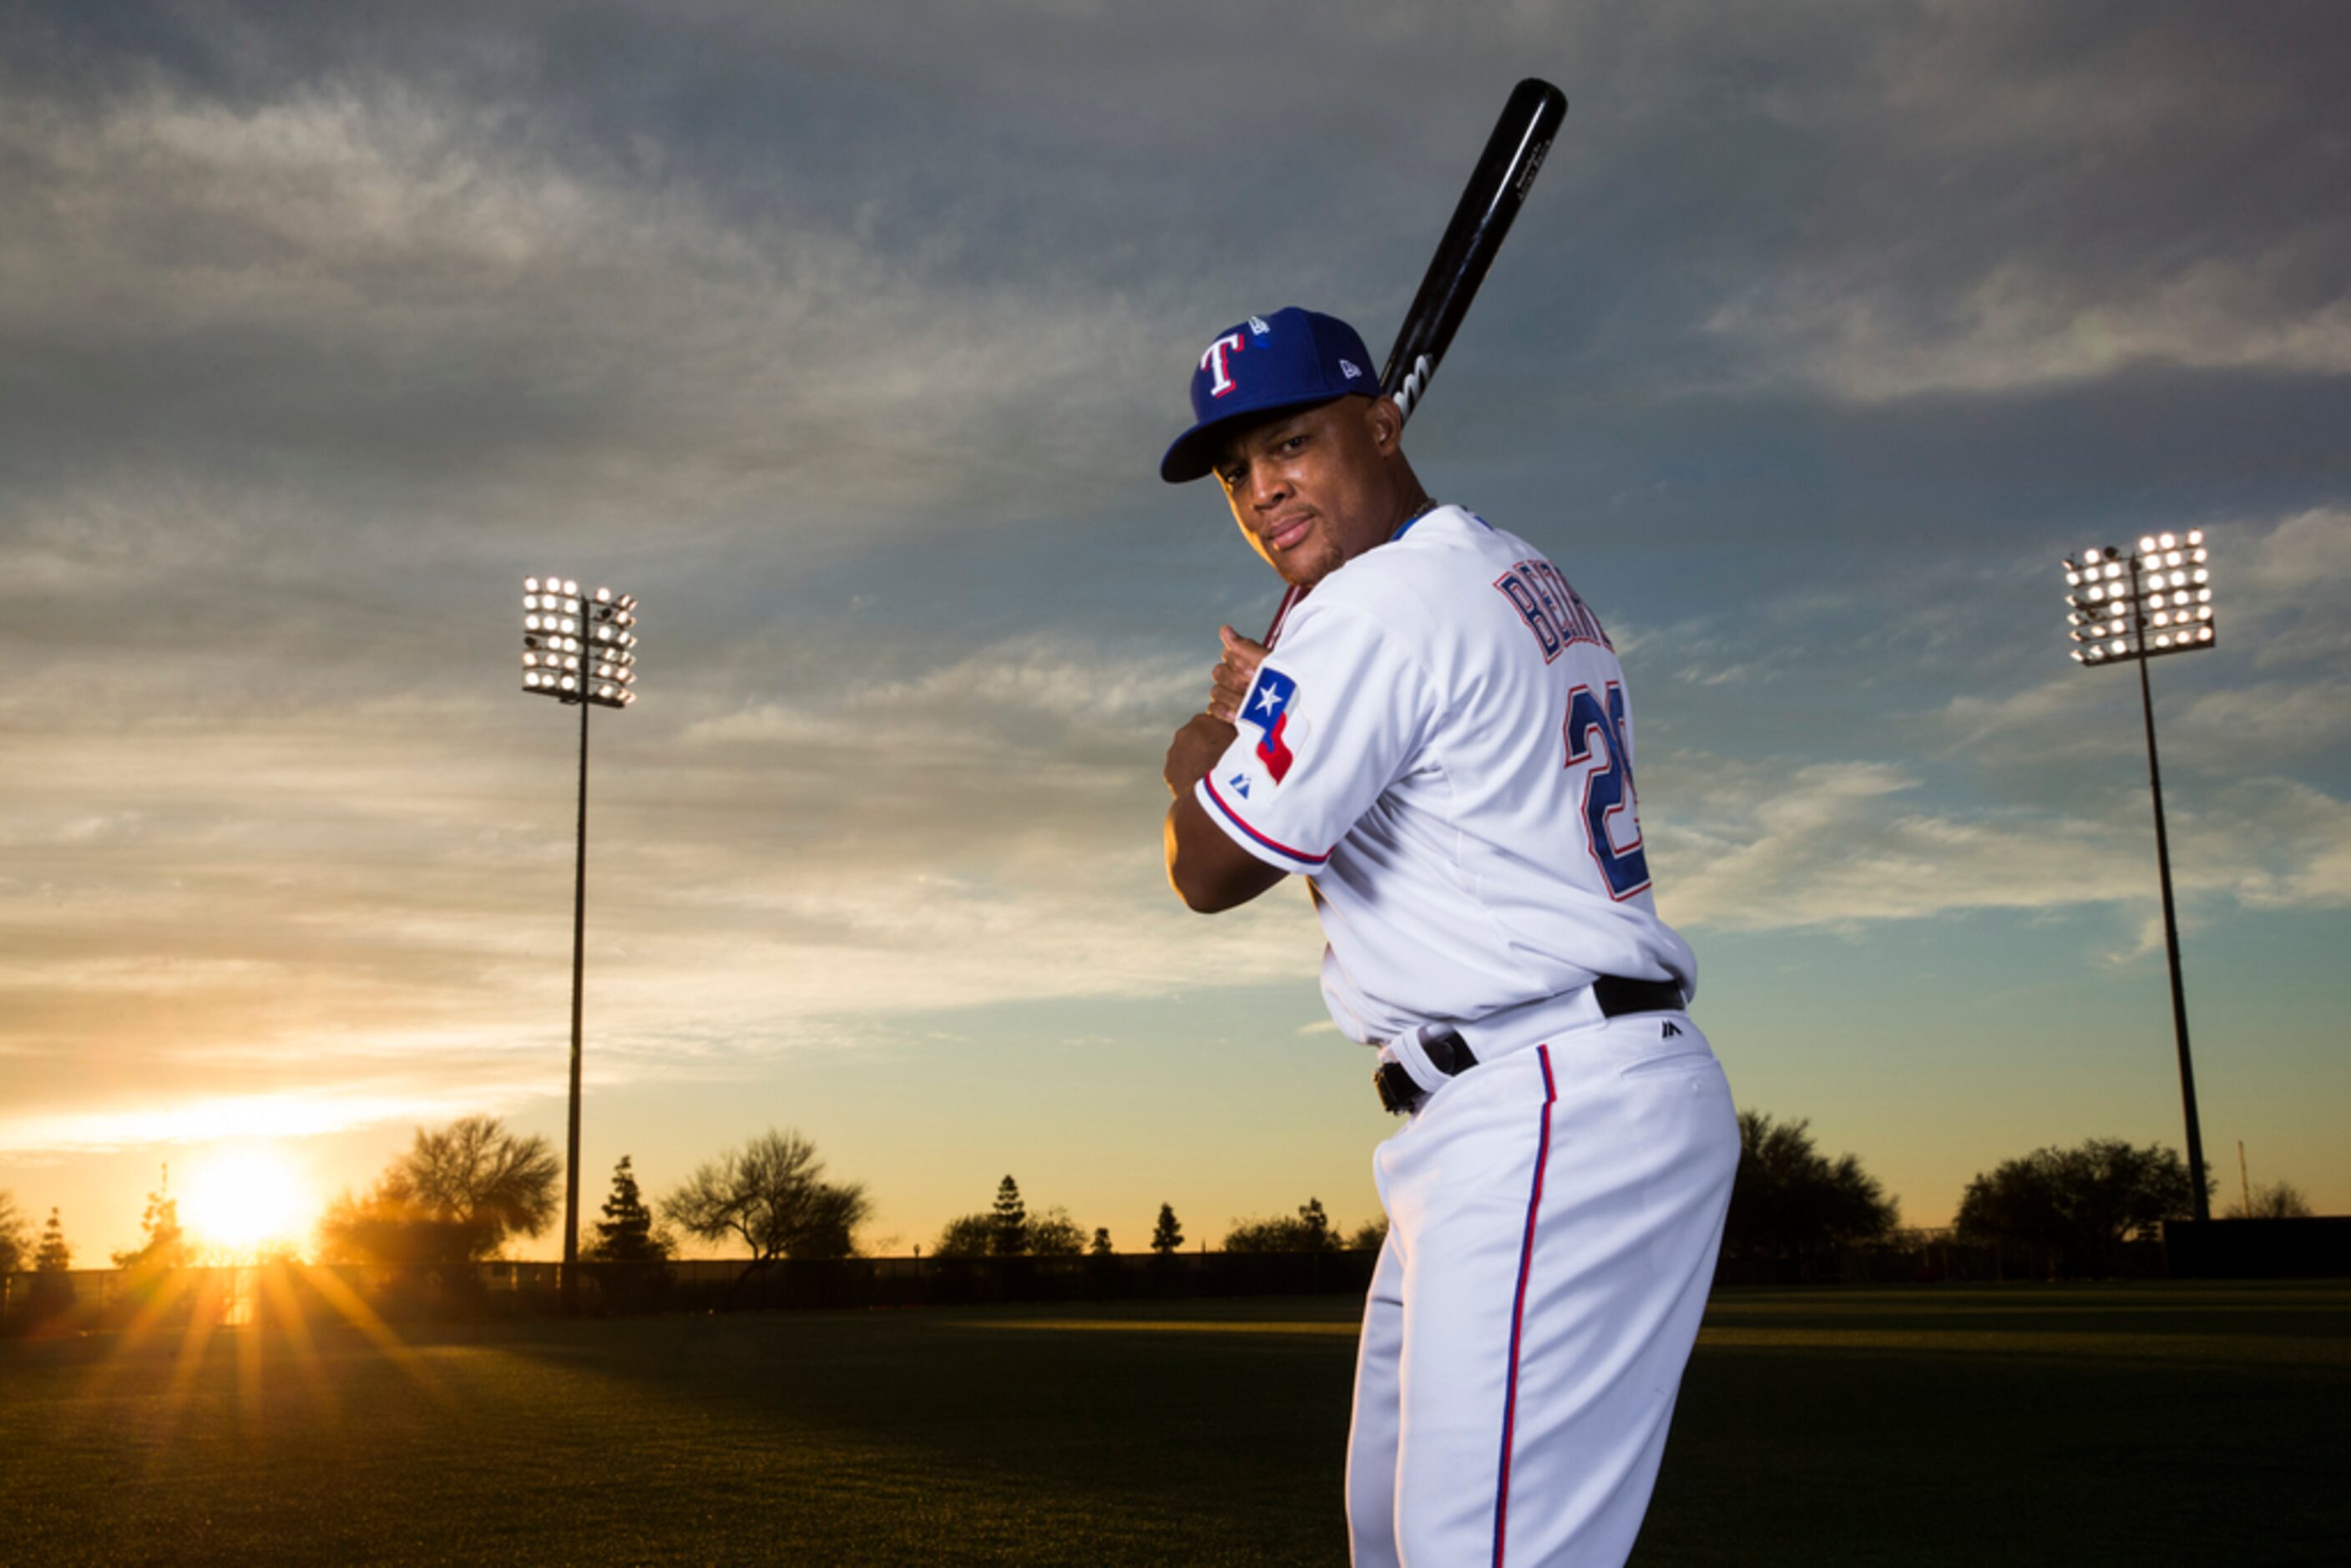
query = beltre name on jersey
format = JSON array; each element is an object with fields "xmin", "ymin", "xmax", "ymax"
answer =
[{"xmin": 1196, "ymin": 504, "xmax": 1696, "ymax": 1045}]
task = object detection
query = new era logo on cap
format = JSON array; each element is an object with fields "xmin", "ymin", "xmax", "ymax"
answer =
[{"xmin": 1160, "ymin": 306, "xmax": 1381, "ymax": 483}]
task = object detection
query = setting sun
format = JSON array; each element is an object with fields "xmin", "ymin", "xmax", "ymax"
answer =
[{"xmin": 180, "ymin": 1146, "xmax": 315, "ymax": 1254}]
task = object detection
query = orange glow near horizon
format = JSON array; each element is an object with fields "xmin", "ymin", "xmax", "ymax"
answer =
[{"xmin": 180, "ymin": 1145, "xmax": 316, "ymax": 1255}]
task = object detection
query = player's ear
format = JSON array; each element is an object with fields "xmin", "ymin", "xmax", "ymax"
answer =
[{"xmin": 1365, "ymin": 394, "xmax": 1404, "ymax": 456}]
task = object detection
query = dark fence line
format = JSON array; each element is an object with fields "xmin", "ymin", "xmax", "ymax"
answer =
[
  {"xmin": 8, "ymin": 1219, "xmax": 2342, "ymax": 1335},
  {"xmin": 1716, "ymin": 1230, "xmax": 2171, "ymax": 1286},
  {"xmin": 2161, "ymin": 1216, "xmax": 2351, "ymax": 1279},
  {"xmin": 0, "ymin": 1250, "xmax": 1378, "ymax": 1335}
]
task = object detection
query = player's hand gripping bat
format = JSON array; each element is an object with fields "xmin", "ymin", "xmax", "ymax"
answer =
[{"xmin": 1259, "ymin": 77, "xmax": 1570, "ymax": 648}]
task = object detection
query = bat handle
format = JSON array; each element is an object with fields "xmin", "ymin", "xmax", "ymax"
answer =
[{"xmin": 1261, "ymin": 582, "xmax": 1307, "ymax": 648}]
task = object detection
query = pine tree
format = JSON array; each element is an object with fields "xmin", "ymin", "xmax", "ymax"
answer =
[
  {"xmin": 1090, "ymin": 1227, "xmax": 1114, "ymax": 1257},
  {"xmin": 1150, "ymin": 1201, "xmax": 1184, "ymax": 1256},
  {"xmin": 589, "ymin": 1156, "xmax": 671, "ymax": 1263},
  {"xmin": 34, "ymin": 1208, "xmax": 72, "ymax": 1272},
  {"xmin": 991, "ymin": 1175, "xmax": 1029, "ymax": 1257}
]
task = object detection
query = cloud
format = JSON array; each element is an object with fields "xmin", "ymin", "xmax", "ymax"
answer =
[
  {"xmin": 1661, "ymin": 5, "xmax": 2351, "ymax": 402},
  {"xmin": 1652, "ymin": 756, "xmax": 2351, "ymax": 935},
  {"xmin": 0, "ymin": 634, "xmax": 1322, "ymax": 1151},
  {"xmin": 2233, "ymin": 508, "xmax": 2351, "ymax": 669},
  {"xmin": 0, "ymin": 1084, "xmax": 539, "ymax": 1157},
  {"xmin": 0, "ymin": 68, "xmax": 1175, "ymax": 552},
  {"xmin": 1707, "ymin": 255, "xmax": 2351, "ymax": 402}
]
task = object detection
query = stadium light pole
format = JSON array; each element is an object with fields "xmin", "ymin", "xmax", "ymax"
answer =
[
  {"xmin": 519, "ymin": 575, "xmax": 641, "ymax": 1308},
  {"xmin": 2058, "ymin": 528, "xmax": 2215, "ymax": 1223}
]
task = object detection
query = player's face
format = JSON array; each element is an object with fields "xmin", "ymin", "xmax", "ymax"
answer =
[{"xmin": 1212, "ymin": 397, "xmax": 1405, "ymax": 588}]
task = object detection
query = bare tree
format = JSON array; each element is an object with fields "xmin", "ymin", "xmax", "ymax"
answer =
[
  {"xmin": 1028, "ymin": 1206, "xmax": 1086, "ymax": 1257},
  {"xmin": 2227, "ymin": 1179, "xmax": 2314, "ymax": 1220},
  {"xmin": 405, "ymin": 1115, "xmax": 561, "ymax": 1247},
  {"xmin": 662, "ymin": 1130, "xmax": 869, "ymax": 1277},
  {"xmin": 317, "ymin": 1115, "xmax": 559, "ymax": 1266}
]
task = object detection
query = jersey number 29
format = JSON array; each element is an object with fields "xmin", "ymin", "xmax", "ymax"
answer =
[{"xmin": 1565, "ymin": 682, "xmax": 1651, "ymax": 901}]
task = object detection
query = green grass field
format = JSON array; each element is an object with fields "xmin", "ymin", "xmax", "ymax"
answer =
[{"xmin": 3, "ymin": 1282, "xmax": 2343, "ymax": 1565}]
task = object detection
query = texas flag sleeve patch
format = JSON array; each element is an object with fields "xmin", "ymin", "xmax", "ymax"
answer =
[{"xmin": 1239, "ymin": 667, "xmax": 1299, "ymax": 781}]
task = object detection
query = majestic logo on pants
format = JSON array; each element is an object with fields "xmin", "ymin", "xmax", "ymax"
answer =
[{"xmin": 1241, "ymin": 667, "xmax": 1298, "ymax": 782}]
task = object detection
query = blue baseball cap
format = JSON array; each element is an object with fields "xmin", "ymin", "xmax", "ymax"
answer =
[{"xmin": 1160, "ymin": 306, "xmax": 1380, "ymax": 483}]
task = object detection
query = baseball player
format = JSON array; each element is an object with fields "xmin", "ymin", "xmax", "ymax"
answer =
[{"xmin": 1158, "ymin": 307, "xmax": 1737, "ymax": 1566}]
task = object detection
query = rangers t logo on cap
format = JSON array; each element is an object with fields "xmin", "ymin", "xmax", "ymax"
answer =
[{"xmin": 1199, "ymin": 331, "xmax": 1247, "ymax": 397}]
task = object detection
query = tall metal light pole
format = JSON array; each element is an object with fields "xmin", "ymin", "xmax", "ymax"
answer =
[
  {"xmin": 2058, "ymin": 528, "xmax": 2215, "ymax": 1222},
  {"xmin": 519, "ymin": 575, "xmax": 640, "ymax": 1307}
]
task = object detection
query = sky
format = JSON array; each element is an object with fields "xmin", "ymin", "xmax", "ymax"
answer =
[{"xmin": 3, "ymin": 0, "xmax": 2347, "ymax": 1264}]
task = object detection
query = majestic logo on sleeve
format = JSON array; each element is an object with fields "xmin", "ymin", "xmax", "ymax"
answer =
[
  {"xmin": 1199, "ymin": 331, "xmax": 1247, "ymax": 397},
  {"xmin": 1239, "ymin": 667, "xmax": 1299, "ymax": 782}
]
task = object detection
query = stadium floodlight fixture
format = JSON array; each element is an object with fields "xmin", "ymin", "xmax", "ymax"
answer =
[
  {"xmin": 2055, "ymin": 529, "xmax": 2217, "ymax": 1222},
  {"xmin": 523, "ymin": 575, "xmax": 640, "ymax": 709},
  {"xmin": 517, "ymin": 574, "xmax": 641, "ymax": 1308},
  {"xmin": 2060, "ymin": 529, "xmax": 2214, "ymax": 668}
]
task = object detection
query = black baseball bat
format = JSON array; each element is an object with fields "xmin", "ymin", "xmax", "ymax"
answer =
[
  {"xmin": 1382, "ymin": 77, "xmax": 1569, "ymax": 422},
  {"xmin": 1263, "ymin": 78, "xmax": 1570, "ymax": 644}
]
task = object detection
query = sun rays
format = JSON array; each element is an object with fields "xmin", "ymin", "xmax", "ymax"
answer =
[
  {"xmin": 51, "ymin": 1252, "xmax": 453, "ymax": 1446},
  {"xmin": 179, "ymin": 1144, "xmax": 315, "ymax": 1257}
]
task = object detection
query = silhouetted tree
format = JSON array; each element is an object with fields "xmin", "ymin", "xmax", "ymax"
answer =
[
  {"xmin": 1347, "ymin": 1216, "xmax": 1390, "ymax": 1252},
  {"xmin": 1090, "ymin": 1227, "xmax": 1114, "ymax": 1257},
  {"xmin": 584, "ymin": 1156, "xmax": 674, "ymax": 1263},
  {"xmin": 2227, "ymin": 1180, "xmax": 2313, "ymax": 1220},
  {"xmin": 1722, "ymin": 1112, "xmax": 1898, "ymax": 1277},
  {"xmin": 662, "ymin": 1130, "xmax": 869, "ymax": 1277},
  {"xmin": 1028, "ymin": 1206, "xmax": 1085, "ymax": 1258},
  {"xmin": 932, "ymin": 1214, "xmax": 995, "ymax": 1257},
  {"xmin": 27, "ymin": 1208, "xmax": 74, "ymax": 1319},
  {"xmin": 991, "ymin": 1176, "xmax": 1029, "ymax": 1257},
  {"xmin": 318, "ymin": 1116, "xmax": 559, "ymax": 1267},
  {"xmin": 1150, "ymin": 1203, "xmax": 1185, "ymax": 1256},
  {"xmin": 1222, "ymin": 1198, "xmax": 1340, "ymax": 1253},
  {"xmin": 316, "ymin": 1173, "xmax": 477, "ymax": 1267},
  {"xmin": 0, "ymin": 1190, "xmax": 30, "ymax": 1276},
  {"xmin": 112, "ymin": 1166, "xmax": 193, "ymax": 1271},
  {"xmin": 405, "ymin": 1116, "xmax": 561, "ymax": 1248},
  {"xmin": 1956, "ymin": 1136, "xmax": 2204, "ymax": 1279},
  {"xmin": 34, "ymin": 1208, "xmax": 71, "ymax": 1271}
]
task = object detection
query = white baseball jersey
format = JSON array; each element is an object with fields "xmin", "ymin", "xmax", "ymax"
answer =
[{"xmin": 1195, "ymin": 505, "xmax": 1696, "ymax": 1044}]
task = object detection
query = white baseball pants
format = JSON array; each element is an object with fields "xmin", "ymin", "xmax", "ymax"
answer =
[{"xmin": 1346, "ymin": 1012, "xmax": 1737, "ymax": 1567}]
